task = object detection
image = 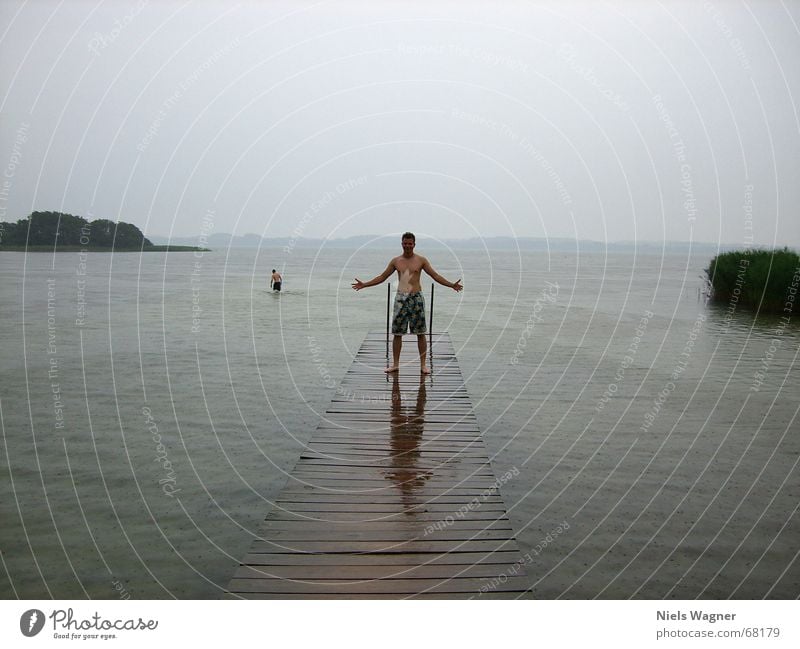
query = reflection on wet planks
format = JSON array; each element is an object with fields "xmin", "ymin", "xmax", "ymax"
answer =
[{"xmin": 226, "ymin": 332, "xmax": 529, "ymax": 599}]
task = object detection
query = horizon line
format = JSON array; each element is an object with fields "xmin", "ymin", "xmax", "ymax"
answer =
[{"xmin": 146, "ymin": 232, "xmax": 796, "ymax": 249}]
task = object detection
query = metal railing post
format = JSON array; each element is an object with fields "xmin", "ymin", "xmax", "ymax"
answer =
[
  {"xmin": 386, "ymin": 282, "xmax": 391, "ymax": 367},
  {"xmin": 429, "ymin": 282, "xmax": 434, "ymax": 367}
]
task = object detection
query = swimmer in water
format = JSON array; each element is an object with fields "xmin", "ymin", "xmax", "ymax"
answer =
[{"xmin": 271, "ymin": 269, "xmax": 282, "ymax": 292}]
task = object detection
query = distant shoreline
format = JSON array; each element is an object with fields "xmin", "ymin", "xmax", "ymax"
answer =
[
  {"xmin": 146, "ymin": 234, "xmax": 798, "ymax": 253},
  {"xmin": 0, "ymin": 245, "xmax": 210, "ymax": 252}
]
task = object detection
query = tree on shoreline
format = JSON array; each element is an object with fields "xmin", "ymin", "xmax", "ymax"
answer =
[{"xmin": 0, "ymin": 211, "xmax": 153, "ymax": 248}]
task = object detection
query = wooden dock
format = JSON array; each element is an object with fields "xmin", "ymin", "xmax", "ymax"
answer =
[{"xmin": 226, "ymin": 332, "xmax": 530, "ymax": 599}]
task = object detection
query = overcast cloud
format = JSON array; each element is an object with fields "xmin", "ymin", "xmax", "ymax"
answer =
[{"xmin": 1, "ymin": 0, "xmax": 799, "ymax": 246}]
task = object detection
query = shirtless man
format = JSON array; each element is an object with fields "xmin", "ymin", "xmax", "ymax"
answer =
[
  {"xmin": 352, "ymin": 232, "xmax": 462, "ymax": 374},
  {"xmin": 270, "ymin": 269, "xmax": 282, "ymax": 292}
]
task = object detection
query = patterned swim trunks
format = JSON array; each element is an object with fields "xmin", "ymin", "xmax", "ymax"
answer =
[{"xmin": 392, "ymin": 291, "xmax": 427, "ymax": 335}]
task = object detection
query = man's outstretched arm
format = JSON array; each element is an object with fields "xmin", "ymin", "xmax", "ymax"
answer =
[
  {"xmin": 423, "ymin": 258, "xmax": 463, "ymax": 291},
  {"xmin": 352, "ymin": 261, "xmax": 395, "ymax": 290}
]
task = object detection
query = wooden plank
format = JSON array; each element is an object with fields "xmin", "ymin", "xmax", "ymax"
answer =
[
  {"xmin": 278, "ymin": 489, "xmax": 506, "ymax": 499},
  {"xmin": 264, "ymin": 511, "xmax": 511, "ymax": 522},
  {"xmin": 299, "ymin": 448, "xmax": 489, "ymax": 458},
  {"xmin": 303, "ymin": 442, "xmax": 487, "ymax": 452},
  {"xmin": 306, "ymin": 431, "xmax": 484, "ymax": 440},
  {"xmin": 289, "ymin": 458, "xmax": 492, "ymax": 468},
  {"xmin": 225, "ymin": 592, "xmax": 528, "ymax": 600},
  {"xmin": 259, "ymin": 524, "xmax": 512, "ymax": 535},
  {"xmin": 267, "ymin": 502, "xmax": 510, "ymax": 513},
  {"xmin": 240, "ymin": 551, "xmax": 522, "ymax": 566},
  {"xmin": 275, "ymin": 495, "xmax": 506, "ymax": 506},
  {"xmin": 233, "ymin": 563, "xmax": 517, "ymax": 580},
  {"xmin": 312, "ymin": 428, "xmax": 483, "ymax": 435},
  {"xmin": 287, "ymin": 474, "xmax": 495, "ymax": 486},
  {"xmin": 282, "ymin": 472, "xmax": 499, "ymax": 483},
  {"xmin": 259, "ymin": 516, "xmax": 512, "ymax": 528},
  {"xmin": 297, "ymin": 457, "xmax": 493, "ymax": 466},
  {"xmin": 285, "ymin": 480, "xmax": 498, "ymax": 491},
  {"xmin": 291, "ymin": 458, "xmax": 492, "ymax": 469},
  {"xmin": 291, "ymin": 464, "xmax": 492, "ymax": 474},
  {"xmin": 288, "ymin": 467, "xmax": 494, "ymax": 479},
  {"xmin": 255, "ymin": 519, "xmax": 514, "ymax": 532},
  {"xmin": 228, "ymin": 576, "xmax": 530, "ymax": 594},
  {"xmin": 251, "ymin": 529, "xmax": 514, "ymax": 542},
  {"xmin": 248, "ymin": 539, "xmax": 520, "ymax": 554}
]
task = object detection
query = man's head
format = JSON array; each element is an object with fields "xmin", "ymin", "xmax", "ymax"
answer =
[
  {"xmin": 401, "ymin": 232, "xmax": 415, "ymax": 256},
  {"xmin": 272, "ymin": 269, "xmax": 276, "ymax": 273}
]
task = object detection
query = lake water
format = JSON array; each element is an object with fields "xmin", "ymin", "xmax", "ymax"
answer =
[{"xmin": 1, "ymin": 246, "xmax": 798, "ymax": 599}]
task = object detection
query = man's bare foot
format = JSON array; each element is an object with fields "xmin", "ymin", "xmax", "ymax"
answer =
[
  {"xmin": 421, "ymin": 366, "xmax": 431, "ymax": 375},
  {"xmin": 384, "ymin": 366, "xmax": 399, "ymax": 373}
]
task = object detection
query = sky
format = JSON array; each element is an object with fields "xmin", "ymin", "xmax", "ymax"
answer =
[{"xmin": 1, "ymin": 0, "xmax": 799, "ymax": 247}]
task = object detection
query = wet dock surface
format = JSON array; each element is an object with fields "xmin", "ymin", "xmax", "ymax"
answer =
[{"xmin": 226, "ymin": 332, "xmax": 529, "ymax": 598}]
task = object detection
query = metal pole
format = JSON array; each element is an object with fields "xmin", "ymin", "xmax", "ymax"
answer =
[
  {"xmin": 429, "ymin": 282, "xmax": 434, "ymax": 366},
  {"xmin": 386, "ymin": 282, "xmax": 390, "ymax": 366}
]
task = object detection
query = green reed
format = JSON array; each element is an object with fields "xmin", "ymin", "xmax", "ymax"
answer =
[{"xmin": 705, "ymin": 247, "xmax": 800, "ymax": 313}]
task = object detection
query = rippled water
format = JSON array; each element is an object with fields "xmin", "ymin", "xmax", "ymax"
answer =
[{"xmin": 1, "ymin": 246, "xmax": 798, "ymax": 598}]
